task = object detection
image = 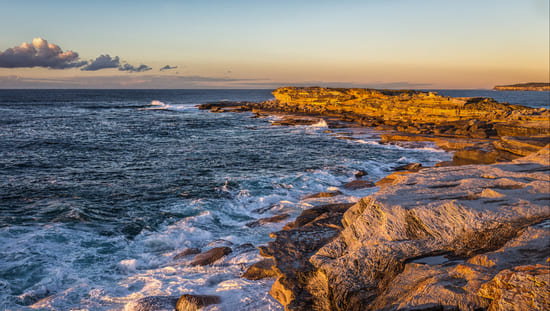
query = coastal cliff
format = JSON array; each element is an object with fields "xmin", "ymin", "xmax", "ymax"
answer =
[
  {"xmin": 493, "ymin": 82, "xmax": 550, "ymax": 91},
  {"xmin": 196, "ymin": 87, "xmax": 550, "ymax": 310}
]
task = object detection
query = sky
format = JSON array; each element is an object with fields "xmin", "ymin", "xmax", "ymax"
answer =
[{"xmin": 0, "ymin": 0, "xmax": 548, "ymax": 89}]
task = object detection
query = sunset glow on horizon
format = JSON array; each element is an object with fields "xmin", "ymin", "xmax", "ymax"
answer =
[{"xmin": 0, "ymin": 0, "xmax": 548, "ymax": 89}]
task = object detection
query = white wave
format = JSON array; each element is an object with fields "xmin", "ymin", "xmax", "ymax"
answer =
[
  {"xmin": 141, "ymin": 100, "xmax": 196, "ymax": 111},
  {"xmin": 309, "ymin": 119, "xmax": 328, "ymax": 128}
]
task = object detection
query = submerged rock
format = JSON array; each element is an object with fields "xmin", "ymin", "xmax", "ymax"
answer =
[
  {"xmin": 190, "ymin": 247, "xmax": 232, "ymax": 266},
  {"xmin": 246, "ymin": 213, "xmax": 290, "ymax": 227},
  {"xmin": 394, "ymin": 162, "xmax": 423, "ymax": 172},
  {"xmin": 342, "ymin": 180, "xmax": 375, "ymax": 190},
  {"xmin": 176, "ymin": 294, "xmax": 220, "ymax": 311}
]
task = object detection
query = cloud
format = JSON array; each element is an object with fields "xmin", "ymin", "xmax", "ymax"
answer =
[
  {"xmin": 159, "ymin": 65, "xmax": 177, "ymax": 71},
  {"xmin": 118, "ymin": 63, "xmax": 152, "ymax": 72},
  {"xmin": 81, "ymin": 54, "xmax": 120, "ymax": 71},
  {"xmin": 0, "ymin": 38, "xmax": 86, "ymax": 69}
]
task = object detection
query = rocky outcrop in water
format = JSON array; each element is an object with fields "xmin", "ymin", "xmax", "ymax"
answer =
[
  {"xmin": 199, "ymin": 87, "xmax": 549, "ymax": 164},
  {"xmin": 261, "ymin": 147, "xmax": 550, "ymax": 310}
]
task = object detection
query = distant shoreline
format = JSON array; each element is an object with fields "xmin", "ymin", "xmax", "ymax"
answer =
[{"xmin": 493, "ymin": 82, "xmax": 550, "ymax": 91}]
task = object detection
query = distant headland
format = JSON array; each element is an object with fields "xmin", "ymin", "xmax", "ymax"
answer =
[{"xmin": 493, "ymin": 82, "xmax": 550, "ymax": 91}]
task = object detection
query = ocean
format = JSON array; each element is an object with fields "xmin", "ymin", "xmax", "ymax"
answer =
[{"xmin": 0, "ymin": 89, "xmax": 547, "ymax": 310}]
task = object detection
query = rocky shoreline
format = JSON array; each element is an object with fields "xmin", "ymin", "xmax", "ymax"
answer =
[{"xmin": 129, "ymin": 87, "xmax": 549, "ymax": 310}]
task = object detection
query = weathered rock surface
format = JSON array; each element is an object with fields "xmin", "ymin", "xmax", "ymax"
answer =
[
  {"xmin": 190, "ymin": 247, "xmax": 232, "ymax": 266},
  {"xmin": 258, "ymin": 203, "xmax": 354, "ymax": 310},
  {"xmin": 266, "ymin": 147, "xmax": 549, "ymax": 310},
  {"xmin": 176, "ymin": 294, "xmax": 220, "ymax": 311}
]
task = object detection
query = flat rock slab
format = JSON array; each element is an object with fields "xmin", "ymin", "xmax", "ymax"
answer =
[{"xmin": 190, "ymin": 247, "xmax": 232, "ymax": 266}]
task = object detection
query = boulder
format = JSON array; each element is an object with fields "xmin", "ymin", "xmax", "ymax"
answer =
[
  {"xmin": 125, "ymin": 296, "xmax": 178, "ymax": 311},
  {"xmin": 176, "ymin": 294, "xmax": 220, "ymax": 311},
  {"xmin": 190, "ymin": 247, "xmax": 232, "ymax": 266},
  {"xmin": 241, "ymin": 259, "xmax": 277, "ymax": 280}
]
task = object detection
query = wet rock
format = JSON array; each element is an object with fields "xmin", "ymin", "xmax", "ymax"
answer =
[
  {"xmin": 176, "ymin": 294, "xmax": 220, "ymax": 311},
  {"xmin": 301, "ymin": 191, "xmax": 342, "ymax": 200},
  {"xmin": 190, "ymin": 247, "xmax": 232, "ymax": 266},
  {"xmin": 246, "ymin": 213, "xmax": 290, "ymax": 228},
  {"xmin": 241, "ymin": 259, "xmax": 277, "ymax": 280},
  {"xmin": 173, "ymin": 248, "xmax": 201, "ymax": 260},
  {"xmin": 354, "ymin": 170, "xmax": 368, "ymax": 179},
  {"xmin": 125, "ymin": 296, "xmax": 178, "ymax": 311},
  {"xmin": 394, "ymin": 162, "xmax": 423, "ymax": 172},
  {"xmin": 342, "ymin": 180, "xmax": 375, "ymax": 190}
]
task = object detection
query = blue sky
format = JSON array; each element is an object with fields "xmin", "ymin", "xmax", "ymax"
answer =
[{"xmin": 0, "ymin": 0, "xmax": 548, "ymax": 88}]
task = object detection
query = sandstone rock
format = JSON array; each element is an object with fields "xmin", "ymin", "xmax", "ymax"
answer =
[
  {"xmin": 173, "ymin": 248, "xmax": 201, "ymax": 260},
  {"xmin": 259, "ymin": 203, "xmax": 354, "ymax": 310},
  {"xmin": 301, "ymin": 191, "xmax": 342, "ymax": 200},
  {"xmin": 241, "ymin": 258, "xmax": 277, "ymax": 280},
  {"xmin": 176, "ymin": 294, "xmax": 220, "ymax": 311},
  {"xmin": 305, "ymin": 147, "xmax": 550, "ymax": 310},
  {"xmin": 190, "ymin": 247, "xmax": 232, "ymax": 266},
  {"xmin": 342, "ymin": 180, "xmax": 375, "ymax": 190},
  {"xmin": 246, "ymin": 213, "xmax": 290, "ymax": 228},
  {"xmin": 125, "ymin": 296, "xmax": 178, "ymax": 311}
]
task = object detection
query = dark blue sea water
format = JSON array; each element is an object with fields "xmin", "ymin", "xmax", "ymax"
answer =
[{"xmin": 0, "ymin": 89, "xmax": 544, "ymax": 310}]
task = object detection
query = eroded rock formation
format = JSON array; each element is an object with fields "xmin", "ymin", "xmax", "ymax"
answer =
[{"xmin": 262, "ymin": 147, "xmax": 549, "ymax": 310}]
